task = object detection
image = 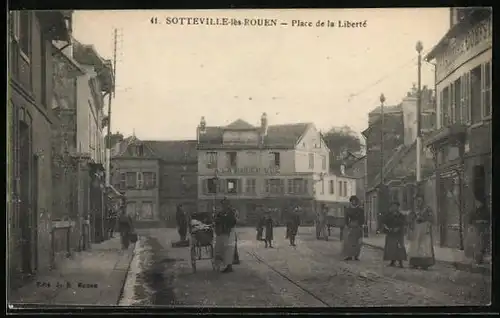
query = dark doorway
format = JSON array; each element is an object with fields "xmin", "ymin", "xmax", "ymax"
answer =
[
  {"xmin": 19, "ymin": 122, "xmax": 32, "ymax": 275},
  {"xmin": 473, "ymin": 165, "xmax": 486, "ymax": 202},
  {"xmin": 32, "ymin": 154, "xmax": 39, "ymax": 272}
]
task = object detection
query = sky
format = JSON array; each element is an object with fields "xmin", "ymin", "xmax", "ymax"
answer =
[{"xmin": 73, "ymin": 8, "xmax": 450, "ymax": 141}]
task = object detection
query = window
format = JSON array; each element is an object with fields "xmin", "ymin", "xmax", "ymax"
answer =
[
  {"xmin": 470, "ymin": 66, "xmax": 482, "ymax": 124},
  {"xmin": 138, "ymin": 202, "xmax": 154, "ymax": 220},
  {"xmin": 126, "ymin": 201, "xmax": 136, "ymax": 218},
  {"xmin": 143, "ymin": 172, "xmax": 156, "ymax": 189},
  {"xmin": 41, "ymin": 36, "xmax": 47, "ymax": 107},
  {"xmin": 137, "ymin": 172, "xmax": 144, "ymax": 189},
  {"xmin": 482, "ymin": 62, "xmax": 491, "ymax": 119},
  {"xmin": 19, "ymin": 12, "xmax": 30, "ymax": 58},
  {"xmin": 338, "ymin": 181, "xmax": 343, "ymax": 196},
  {"xmin": 442, "ymin": 86, "xmax": 450, "ymax": 126},
  {"xmin": 329, "ymin": 180, "xmax": 334, "ymax": 194},
  {"xmin": 266, "ymin": 179, "xmax": 284, "ymax": 194},
  {"xmin": 245, "ymin": 178, "xmax": 256, "ymax": 194},
  {"xmin": 226, "ymin": 152, "xmax": 237, "ymax": 169},
  {"xmin": 206, "ymin": 152, "xmax": 217, "ymax": 169},
  {"xmin": 304, "ymin": 180, "xmax": 309, "ymax": 195},
  {"xmin": 207, "ymin": 178, "xmax": 218, "ymax": 194},
  {"xmin": 126, "ymin": 172, "xmax": 136, "ymax": 189},
  {"xmin": 321, "ymin": 155, "xmax": 326, "ymax": 170},
  {"xmin": 460, "ymin": 72, "xmax": 471, "ymax": 124},
  {"xmin": 135, "ymin": 145, "xmax": 144, "ymax": 156},
  {"xmin": 287, "ymin": 179, "xmax": 293, "ymax": 193},
  {"xmin": 271, "ymin": 152, "xmax": 280, "ymax": 168},
  {"xmin": 343, "ymin": 181, "xmax": 348, "ymax": 197},
  {"xmin": 453, "ymin": 79, "xmax": 462, "ymax": 123},
  {"xmin": 226, "ymin": 179, "xmax": 238, "ymax": 194},
  {"xmin": 247, "ymin": 151, "xmax": 258, "ymax": 167},
  {"xmin": 293, "ymin": 179, "xmax": 303, "ymax": 194},
  {"xmin": 308, "ymin": 153, "xmax": 314, "ymax": 169},
  {"xmin": 119, "ymin": 172, "xmax": 126, "ymax": 189}
]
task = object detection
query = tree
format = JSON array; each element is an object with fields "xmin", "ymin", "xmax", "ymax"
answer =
[{"xmin": 322, "ymin": 126, "xmax": 363, "ymax": 171}]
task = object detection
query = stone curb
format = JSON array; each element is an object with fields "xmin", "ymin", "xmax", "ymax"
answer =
[
  {"xmin": 362, "ymin": 241, "xmax": 491, "ymax": 276},
  {"xmin": 114, "ymin": 241, "xmax": 138, "ymax": 305}
]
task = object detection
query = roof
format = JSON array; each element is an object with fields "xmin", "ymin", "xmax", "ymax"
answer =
[
  {"xmin": 369, "ymin": 104, "xmax": 402, "ymax": 115},
  {"xmin": 199, "ymin": 122, "xmax": 313, "ymax": 149},
  {"xmin": 143, "ymin": 140, "xmax": 198, "ymax": 163},
  {"xmin": 425, "ymin": 9, "xmax": 491, "ymax": 61},
  {"xmin": 368, "ymin": 141, "xmax": 415, "ymax": 189},
  {"xmin": 113, "ymin": 137, "xmax": 198, "ymax": 163},
  {"xmin": 225, "ymin": 119, "xmax": 255, "ymax": 130},
  {"xmin": 73, "ymin": 39, "xmax": 114, "ymax": 93}
]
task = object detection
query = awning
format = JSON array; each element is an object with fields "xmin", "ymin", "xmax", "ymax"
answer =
[{"xmin": 106, "ymin": 185, "xmax": 123, "ymax": 198}]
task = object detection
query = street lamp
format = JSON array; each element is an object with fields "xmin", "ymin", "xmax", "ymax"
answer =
[
  {"xmin": 416, "ymin": 41, "xmax": 423, "ymax": 183},
  {"xmin": 379, "ymin": 93, "xmax": 386, "ymax": 185}
]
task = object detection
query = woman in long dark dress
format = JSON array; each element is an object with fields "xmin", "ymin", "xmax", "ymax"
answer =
[
  {"xmin": 343, "ymin": 195, "xmax": 365, "ymax": 261},
  {"xmin": 465, "ymin": 198, "xmax": 490, "ymax": 264},
  {"xmin": 382, "ymin": 201, "xmax": 407, "ymax": 268},
  {"xmin": 118, "ymin": 206, "xmax": 134, "ymax": 250},
  {"xmin": 256, "ymin": 210, "xmax": 265, "ymax": 241},
  {"xmin": 263, "ymin": 211, "xmax": 274, "ymax": 248}
]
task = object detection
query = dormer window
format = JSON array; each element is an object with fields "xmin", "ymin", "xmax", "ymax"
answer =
[{"xmin": 135, "ymin": 144, "xmax": 144, "ymax": 156}]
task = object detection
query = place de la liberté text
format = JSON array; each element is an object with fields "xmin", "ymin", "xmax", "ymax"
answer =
[{"xmin": 151, "ymin": 17, "xmax": 368, "ymax": 28}]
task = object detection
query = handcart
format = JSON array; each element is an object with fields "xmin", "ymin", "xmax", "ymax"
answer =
[{"xmin": 189, "ymin": 212, "xmax": 216, "ymax": 273}]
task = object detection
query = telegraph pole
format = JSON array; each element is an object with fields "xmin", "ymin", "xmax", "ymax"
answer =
[
  {"xmin": 106, "ymin": 29, "xmax": 118, "ymax": 187},
  {"xmin": 416, "ymin": 41, "xmax": 423, "ymax": 183}
]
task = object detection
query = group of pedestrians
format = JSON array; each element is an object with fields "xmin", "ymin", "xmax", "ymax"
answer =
[
  {"xmin": 374, "ymin": 192, "xmax": 489, "ymax": 269},
  {"xmin": 255, "ymin": 206, "xmax": 301, "ymax": 248}
]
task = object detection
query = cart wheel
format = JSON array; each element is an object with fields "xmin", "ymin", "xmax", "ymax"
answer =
[{"xmin": 190, "ymin": 245, "xmax": 197, "ymax": 273}]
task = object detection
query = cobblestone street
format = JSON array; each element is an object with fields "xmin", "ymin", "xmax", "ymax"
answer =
[{"xmin": 119, "ymin": 227, "xmax": 490, "ymax": 307}]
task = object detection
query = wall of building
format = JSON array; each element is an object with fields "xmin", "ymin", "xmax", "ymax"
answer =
[
  {"xmin": 198, "ymin": 149, "xmax": 296, "ymax": 175},
  {"xmin": 294, "ymin": 126, "xmax": 329, "ymax": 174},
  {"xmin": 111, "ymin": 158, "xmax": 160, "ymax": 220},
  {"xmin": 8, "ymin": 12, "xmax": 55, "ymax": 276},
  {"xmin": 159, "ymin": 162, "xmax": 198, "ymax": 226},
  {"xmin": 365, "ymin": 113, "xmax": 405, "ymax": 187},
  {"xmin": 314, "ymin": 175, "xmax": 356, "ymax": 203},
  {"xmin": 76, "ymin": 65, "xmax": 105, "ymax": 164}
]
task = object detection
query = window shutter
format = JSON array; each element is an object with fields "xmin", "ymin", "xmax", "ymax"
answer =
[
  {"xmin": 202, "ymin": 179, "xmax": 208, "ymax": 194},
  {"xmin": 219, "ymin": 179, "xmax": 225, "ymax": 193},
  {"xmin": 481, "ymin": 64, "xmax": 485, "ymax": 119}
]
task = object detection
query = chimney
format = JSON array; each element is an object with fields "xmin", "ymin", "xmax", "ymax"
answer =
[
  {"xmin": 260, "ymin": 112, "xmax": 268, "ymax": 136},
  {"xmin": 199, "ymin": 116, "xmax": 206, "ymax": 134}
]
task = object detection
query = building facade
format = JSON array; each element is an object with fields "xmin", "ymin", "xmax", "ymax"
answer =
[
  {"xmin": 363, "ymin": 85, "xmax": 435, "ymax": 233},
  {"xmin": 196, "ymin": 114, "xmax": 356, "ymax": 225},
  {"xmin": 424, "ymin": 8, "xmax": 492, "ymax": 249},
  {"xmin": 111, "ymin": 135, "xmax": 198, "ymax": 227},
  {"xmin": 8, "ymin": 10, "xmax": 72, "ymax": 285}
]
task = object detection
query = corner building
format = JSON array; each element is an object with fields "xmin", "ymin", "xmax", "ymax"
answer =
[
  {"xmin": 196, "ymin": 114, "xmax": 356, "ymax": 225},
  {"xmin": 424, "ymin": 8, "xmax": 492, "ymax": 249}
]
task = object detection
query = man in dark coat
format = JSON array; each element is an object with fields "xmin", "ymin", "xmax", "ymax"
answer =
[
  {"xmin": 382, "ymin": 201, "xmax": 407, "ymax": 267},
  {"xmin": 286, "ymin": 206, "xmax": 301, "ymax": 246},
  {"xmin": 176, "ymin": 204, "xmax": 188, "ymax": 242},
  {"xmin": 263, "ymin": 210, "xmax": 274, "ymax": 248}
]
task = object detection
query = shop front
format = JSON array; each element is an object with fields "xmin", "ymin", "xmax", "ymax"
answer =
[{"xmin": 425, "ymin": 124, "xmax": 467, "ymax": 249}]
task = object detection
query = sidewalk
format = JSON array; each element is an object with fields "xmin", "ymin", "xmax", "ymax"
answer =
[
  {"xmin": 9, "ymin": 236, "xmax": 137, "ymax": 307},
  {"xmin": 361, "ymin": 233, "xmax": 491, "ymax": 275}
]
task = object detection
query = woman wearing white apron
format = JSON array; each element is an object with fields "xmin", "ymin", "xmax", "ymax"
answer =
[
  {"xmin": 407, "ymin": 193, "xmax": 435, "ymax": 270},
  {"xmin": 214, "ymin": 198, "xmax": 237, "ymax": 273}
]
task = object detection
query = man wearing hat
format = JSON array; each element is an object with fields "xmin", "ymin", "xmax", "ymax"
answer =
[{"xmin": 342, "ymin": 195, "xmax": 365, "ymax": 261}]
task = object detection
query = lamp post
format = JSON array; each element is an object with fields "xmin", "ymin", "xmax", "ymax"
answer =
[
  {"xmin": 379, "ymin": 93, "xmax": 386, "ymax": 185},
  {"xmin": 416, "ymin": 41, "xmax": 423, "ymax": 183}
]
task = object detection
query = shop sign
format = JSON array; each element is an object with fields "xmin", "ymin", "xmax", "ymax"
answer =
[
  {"xmin": 436, "ymin": 15, "xmax": 492, "ymax": 82},
  {"xmin": 216, "ymin": 167, "xmax": 280, "ymax": 175}
]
